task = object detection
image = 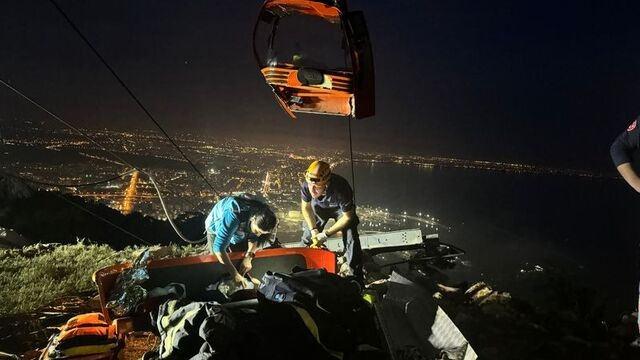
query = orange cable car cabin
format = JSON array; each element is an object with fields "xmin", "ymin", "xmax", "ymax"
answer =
[{"xmin": 253, "ymin": 0, "xmax": 374, "ymax": 119}]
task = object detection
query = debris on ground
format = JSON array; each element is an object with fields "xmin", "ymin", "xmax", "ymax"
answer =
[{"xmin": 118, "ymin": 332, "xmax": 159, "ymax": 360}]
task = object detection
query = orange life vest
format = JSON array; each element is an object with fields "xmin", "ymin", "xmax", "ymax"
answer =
[{"xmin": 41, "ymin": 312, "xmax": 120, "ymax": 359}]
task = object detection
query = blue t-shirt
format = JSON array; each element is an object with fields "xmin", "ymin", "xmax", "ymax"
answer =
[
  {"xmin": 205, "ymin": 196, "xmax": 260, "ymax": 252},
  {"xmin": 300, "ymin": 173, "xmax": 355, "ymax": 213}
]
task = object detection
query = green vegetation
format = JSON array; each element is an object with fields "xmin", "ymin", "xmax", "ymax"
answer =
[{"xmin": 0, "ymin": 242, "xmax": 204, "ymax": 316}]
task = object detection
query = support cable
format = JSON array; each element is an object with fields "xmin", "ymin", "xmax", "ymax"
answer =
[
  {"xmin": 47, "ymin": 0, "xmax": 219, "ymax": 197},
  {"xmin": 0, "ymin": 79, "xmax": 204, "ymax": 242},
  {"xmin": 1, "ymin": 171, "xmax": 153, "ymax": 246},
  {"xmin": 0, "ymin": 77, "xmax": 199, "ymax": 206},
  {"xmin": 1, "ymin": 78, "xmax": 133, "ymax": 169},
  {"xmin": 347, "ymin": 115, "xmax": 356, "ymax": 203}
]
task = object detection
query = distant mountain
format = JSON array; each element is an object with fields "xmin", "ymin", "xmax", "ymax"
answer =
[{"xmin": 0, "ymin": 174, "xmax": 205, "ymax": 249}]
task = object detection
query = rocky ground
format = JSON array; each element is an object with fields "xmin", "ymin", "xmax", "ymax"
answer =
[{"xmin": 442, "ymin": 282, "xmax": 640, "ymax": 359}]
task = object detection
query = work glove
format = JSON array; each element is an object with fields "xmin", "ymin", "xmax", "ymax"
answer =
[
  {"xmin": 311, "ymin": 231, "xmax": 328, "ymax": 248},
  {"xmin": 316, "ymin": 231, "xmax": 328, "ymax": 242},
  {"xmin": 308, "ymin": 228, "xmax": 319, "ymax": 247}
]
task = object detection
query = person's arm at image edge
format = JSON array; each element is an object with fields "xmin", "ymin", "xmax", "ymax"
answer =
[
  {"xmin": 611, "ymin": 119, "xmax": 640, "ymax": 193},
  {"xmin": 616, "ymin": 163, "xmax": 640, "ymax": 193}
]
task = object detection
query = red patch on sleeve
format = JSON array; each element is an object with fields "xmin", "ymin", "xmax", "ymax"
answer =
[{"xmin": 628, "ymin": 120, "xmax": 637, "ymax": 132}]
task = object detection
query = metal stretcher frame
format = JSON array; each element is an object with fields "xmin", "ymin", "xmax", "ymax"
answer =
[{"xmin": 282, "ymin": 228, "xmax": 427, "ymax": 252}]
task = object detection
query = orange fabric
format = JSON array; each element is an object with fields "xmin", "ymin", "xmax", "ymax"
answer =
[
  {"xmin": 40, "ymin": 313, "xmax": 120, "ymax": 360},
  {"xmin": 64, "ymin": 313, "xmax": 108, "ymax": 330},
  {"xmin": 57, "ymin": 313, "xmax": 117, "ymax": 345},
  {"xmin": 58, "ymin": 325, "xmax": 114, "ymax": 344}
]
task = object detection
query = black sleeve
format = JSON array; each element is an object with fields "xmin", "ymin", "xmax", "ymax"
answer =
[{"xmin": 610, "ymin": 118, "xmax": 640, "ymax": 167}]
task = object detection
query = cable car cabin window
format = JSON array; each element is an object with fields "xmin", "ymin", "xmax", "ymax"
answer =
[{"xmin": 255, "ymin": 14, "xmax": 351, "ymax": 72}]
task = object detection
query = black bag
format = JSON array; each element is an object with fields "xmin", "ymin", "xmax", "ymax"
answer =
[
  {"xmin": 258, "ymin": 268, "xmax": 363, "ymax": 317},
  {"xmin": 258, "ymin": 269, "xmax": 374, "ymax": 357}
]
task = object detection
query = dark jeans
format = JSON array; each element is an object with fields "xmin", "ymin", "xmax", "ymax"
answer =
[{"xmin": 301, "ymin": 207, "xmax": 362, "ymax": 278}]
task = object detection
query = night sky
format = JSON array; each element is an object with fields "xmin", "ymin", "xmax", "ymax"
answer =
[{"xmin": 2, "ymin": 1, "xmax": 640, "ymax": 171}]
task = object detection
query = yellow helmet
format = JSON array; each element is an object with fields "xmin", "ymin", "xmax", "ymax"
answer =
[{"xmin": 305, "ymin": 160, "xmax": 331, "ymax": 183}]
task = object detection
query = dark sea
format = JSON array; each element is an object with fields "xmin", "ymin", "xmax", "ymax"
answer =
[{"xmin": 337, "ymin": 162, "xmax": 640, "ymax": 316}]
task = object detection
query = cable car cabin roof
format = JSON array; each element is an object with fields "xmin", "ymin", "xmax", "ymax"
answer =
[
  {"xmin": 263, "ymin": 0, "xmax": 345, "ymax": 23},
  {"xmin": 92, "ymin": 247, "xmax": 337, "ymax": 323}
]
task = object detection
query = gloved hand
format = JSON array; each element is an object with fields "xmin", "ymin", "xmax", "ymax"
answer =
[
  {"xmin": 308, "ymin": 228, "xmax": 319, "ymax": 247},
  {"xmin": 311, "ymin": 231, "xmax": 328, "ymax": 248},
  {"xmin": 316, "ymin": 231, "xmax": 328, "ymax": 242}
]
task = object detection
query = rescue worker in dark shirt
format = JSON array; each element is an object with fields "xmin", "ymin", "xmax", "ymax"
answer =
[
  {"xmin": 610, "ymin": 116, "xmax": 640, "ymax": 344},
  {"xmin": 300, "ymin": 160, "xmax": 363, "ymax": 278},
  {"xmin": 611, "ymin": 118, "xmax": 640, "ymax": 192}
]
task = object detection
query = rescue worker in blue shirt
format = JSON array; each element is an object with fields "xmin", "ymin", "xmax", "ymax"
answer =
[
  {"xmin": 300, "ymin": 160, "xmax": 363, "ymax": 278},
  {"xmin": 205, "ymin": 195, "xmax": 277, "ymax": 288},
  {"xmin": 610, "ymin": 116, "xmax": 640, "ymax": 345}
]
